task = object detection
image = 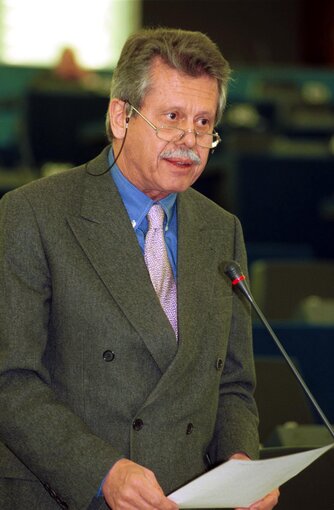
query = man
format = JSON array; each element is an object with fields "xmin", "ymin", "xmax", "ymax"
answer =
[{"xmin": 0, "ymin": 28, "xmax": 279, "ymax": 510}]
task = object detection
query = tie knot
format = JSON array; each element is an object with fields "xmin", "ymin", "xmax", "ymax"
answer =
[{"xmin": 147, "ymin": 204, "xmax": 165, "ymax": 229}]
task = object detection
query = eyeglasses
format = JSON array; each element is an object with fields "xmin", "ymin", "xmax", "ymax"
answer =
[{"xmin": 127, "ymin": 102, "xmax": 221, "ymax": 149}]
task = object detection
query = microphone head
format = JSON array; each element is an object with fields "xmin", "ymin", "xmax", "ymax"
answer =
[
  {"xmin": 224, "ymin": 261, "xmax": 243, "ymax": 283},
  {"xmin": 224, "ymin": 261, "xmax": 253, "ymax": 303}
]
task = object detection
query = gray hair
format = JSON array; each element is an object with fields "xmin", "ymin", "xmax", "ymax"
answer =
[{"xmin": 106, "ymin": 27, "xmax": 231, "ymax": 141}]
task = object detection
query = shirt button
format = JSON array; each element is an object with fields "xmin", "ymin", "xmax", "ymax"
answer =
[
  {"xmin": 186, "ymin": 423, "xmax": 194, "ymax": 435},
  {"xmin": 132, "ymin": 418, "xmax": 144, "ymax": 431},
  {"xmin": 103, "ymin": 350, "xmax": 115, "ymax": 362},
  {"xmin": 216, "ymin": 357, "xmax": 223, "ymax": 370}
]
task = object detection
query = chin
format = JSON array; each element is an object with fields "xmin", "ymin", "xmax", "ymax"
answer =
[
  {"xmin": 168, "ymin": 175, "xmax": 198, "ymax": 192},
  {"xmin": 167, "ymin": 183, "xmax": 191, "ymax": 194}
]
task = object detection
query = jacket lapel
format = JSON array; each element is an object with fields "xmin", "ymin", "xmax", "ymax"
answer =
[
  {"xmin": 175, "ymin": 191, "xmax": 222, "ymax": 359},
  {"xmin": 66, "ymin": 150, "xmax": 178, "ymax": 373}
]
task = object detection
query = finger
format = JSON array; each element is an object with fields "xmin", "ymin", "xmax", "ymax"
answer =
[
  {"xmin": 138, "ymin": 480, "xmax": 178, "ymax": 510},
  {"xmin": 111, "ymin": 467, "xmax": 177, "ymax": 510},
  {"xmin": 106, "ymin": 484, "xmax": 164, "ymax": 510},
  {"xmin": 247, "ymin": 487, "xmax": 280, "ymax": 510},
  {"xmin": 234, "ymin": 488, "xmax": 280, "ymax": 510}
]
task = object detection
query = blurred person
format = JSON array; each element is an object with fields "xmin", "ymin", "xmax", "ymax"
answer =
[
  {"xmin": 0, "ymin": 28, "xmax": 279, "ymax": 510},
  {"xmin": 54, "ymin": 47, "xmax": 90, "ymax": 81},
  {"xmin": 32, "ymin": 47, "xmax": 102, "ymax": 92}
]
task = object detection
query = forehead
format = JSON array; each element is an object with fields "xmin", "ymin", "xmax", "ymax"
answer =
[{"xmin": 143, "ymin": 58, "xmax": 219, "ymax": 114}]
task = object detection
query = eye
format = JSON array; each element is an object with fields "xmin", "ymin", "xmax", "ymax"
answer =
[
  {"xmin": 198, "ymin": 118, "xmax": 209, "ymax": 127},
  {"xmin": 166, "ymin": 112, "xmax": 177, "ymax": 121}
]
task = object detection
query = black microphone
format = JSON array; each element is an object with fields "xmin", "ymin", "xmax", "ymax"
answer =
[{"xmin": 224, "ymin": 261, "xmax": 334, "ymax": 441}]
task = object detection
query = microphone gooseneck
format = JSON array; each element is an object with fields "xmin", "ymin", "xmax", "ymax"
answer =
[{"xmin": 224, "ymin": 261, "xmax": 334, "ymax": 441}]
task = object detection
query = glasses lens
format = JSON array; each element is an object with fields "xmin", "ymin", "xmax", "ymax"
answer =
[
  {"xmin": 156, "ymin": 127, "xmax": 184, "ymax": 143},
  {"xmin": 156, "ymin": 128, "xmax": 220, "ymax": 149},
  {"xmin": 196, "ymin": 134, "xmax": 213, "ymax": 149}
]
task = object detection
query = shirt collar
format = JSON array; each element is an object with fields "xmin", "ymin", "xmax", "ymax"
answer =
[{"xmin": 108, "ymin": 149, "xmax": 177, "ymax": 231}]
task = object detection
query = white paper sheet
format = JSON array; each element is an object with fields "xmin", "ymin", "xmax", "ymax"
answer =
[{"xmin": 169, "ymin": 443, "xmax": 333, "ymax": 508}]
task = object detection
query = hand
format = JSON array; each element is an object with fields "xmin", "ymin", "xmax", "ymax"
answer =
[
  {"xmin": 239, "ymin": 488, "xmax": 280, "ymax": 510},
  {"xmin": 229, "ymin": 453, "xmax": 280, "ymax": 510},
  {"xmin": 102, "ymin": 458, "xmax": 179, "ymax": 510}
]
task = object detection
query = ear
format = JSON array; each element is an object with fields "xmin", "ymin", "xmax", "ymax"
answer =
[{"xmin": 109, "ymin": 99, "xmax": 129, "ymax": 139}]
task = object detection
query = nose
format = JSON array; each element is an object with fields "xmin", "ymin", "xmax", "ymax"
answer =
[{"xmin": 176, "ymin": 129, "xmax": 197, "ymax": 148}]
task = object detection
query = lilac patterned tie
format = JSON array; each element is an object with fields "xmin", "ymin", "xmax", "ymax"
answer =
[{"xmin": 144, "ymin": 204, "xmax": 178, "ymax": 338}]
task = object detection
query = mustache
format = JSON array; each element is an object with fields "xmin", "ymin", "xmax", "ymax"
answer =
[{"xmin": 160, "ymin": 148, "xmax": 201, "ymax": 165}]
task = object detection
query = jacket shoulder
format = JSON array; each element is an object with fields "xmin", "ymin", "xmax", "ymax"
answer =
[
  {"xmin": 5, "ymin": 147, "xmax": 110, "ymax": 201},
  {"xmin": 185, "ymin": 186, "xmax": 238, "ymax": 226}
]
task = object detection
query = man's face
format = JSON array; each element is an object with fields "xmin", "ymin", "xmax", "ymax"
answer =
[{"xmin": 112, "ymin": 58, "xmax": 220, "ymax": 200}]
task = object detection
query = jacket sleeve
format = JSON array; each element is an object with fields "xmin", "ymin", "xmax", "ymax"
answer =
[
  {"xmin": 0, "ymin": 190, "xmax": 121, "ymax": 509},
  {"xmin": 208, "ymin": 215, "xmax": 259, "ymax": 464}
]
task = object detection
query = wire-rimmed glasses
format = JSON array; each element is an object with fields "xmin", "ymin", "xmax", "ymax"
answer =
[{"xmin": 127, "ymin": 102, "xmax": 221, "ymax": 149}]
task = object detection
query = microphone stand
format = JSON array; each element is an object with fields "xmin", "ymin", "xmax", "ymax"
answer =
[{"xmin": 225, "ymin": 262, "xmax": 334, "ymax": 441}]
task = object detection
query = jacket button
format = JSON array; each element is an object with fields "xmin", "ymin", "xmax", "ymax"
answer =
[
  {"xmin": 103, "ymin": 350, "xmax": 115, "ymax": 362},
  {"xmin": 216, "ymin": 357, "xmax": 223, "ymax": 370},
  {"xmin": 132, "ymin": 418, "xmax": 144, "ymax": 431},
  {"xmin": 186, "ymin": 423, "xmax": 194, "ymax": 435},
  {"xmin": 49, "ymin": 487, "xmax": 58, "ymax": 498}
]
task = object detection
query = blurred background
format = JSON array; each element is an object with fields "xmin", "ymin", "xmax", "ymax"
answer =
[{"xmin": 0, "ymin": 0, "xmax": 334, "ymax": 451}]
